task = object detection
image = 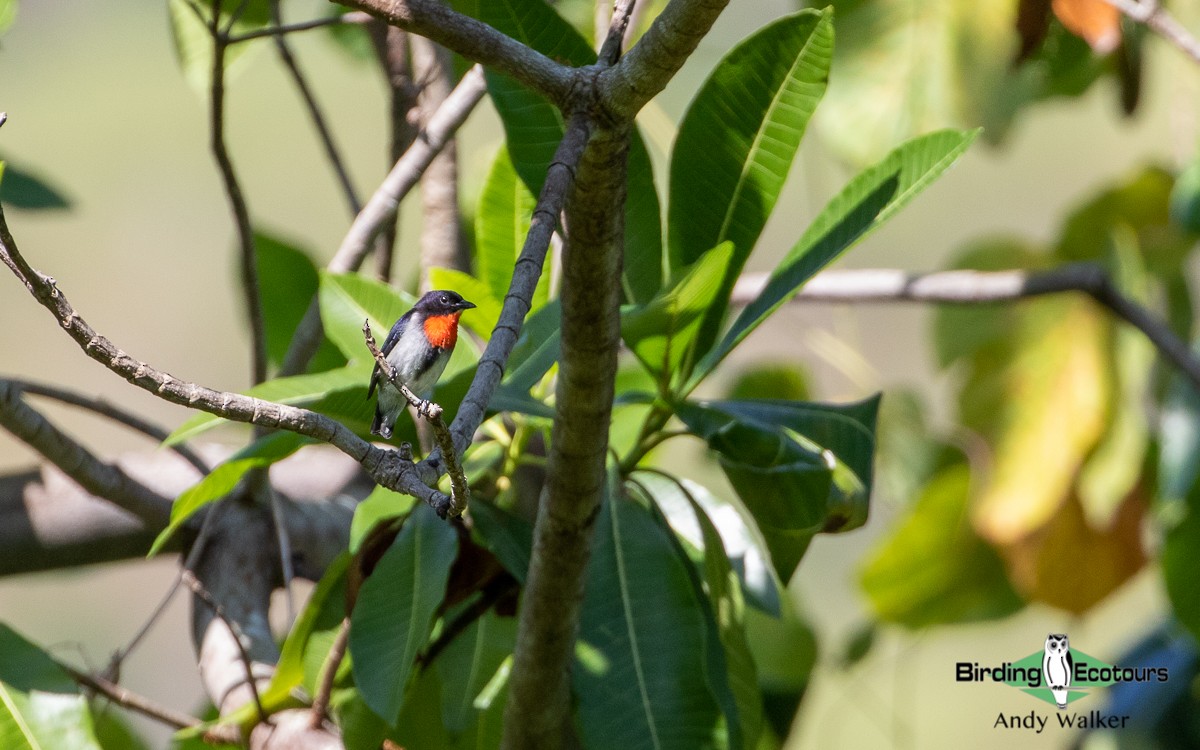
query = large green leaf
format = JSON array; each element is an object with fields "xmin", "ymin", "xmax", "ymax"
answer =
[
  {"xmin": 468, "ymin": 498, "xmax": 533, "ymax": 583},
  {"xmin": 349, "ymin": 486, "xmax": 416, "ymax": 555},
  {"xmin": 574, "ymin": 471, "xmax": 722, "ymax": 750},
  {"xmin": 319, "ymin": 272, "xmax": 416, "ymax": 362},
  {"xmin": 474, "ymin": 147, "xmax": 548, "ymax": 310},
  {"xmin": 256, "ymin": 233, "xmax": 344, "ymax": 372},
  {"xmin": 668, "ymin": 10, "xmax": 832, "ymax": 271},
  {"xmin": 350, "ymin": 505, "xmax": 458, "ymax": 726},
  {"xmin": 860, "ymin": 465, "xmax": 1024, "ymax": 628},
  {"xmin": 458, "ymin": 0, "xmax": 663, "ymax": 303},
  {"xmin": 630, "ymin": 474, "xmax": 764, "ymax": 750},
  {"xmin": 148, "ymin": 432, "xmax": 311, "ymax": 556},
  {"xmin": 436, "ymin": 612, "xmax": 517, "ymax": 735},
  {"xmin": 0, "ymin": 624, "xmax": 103, "ymax": 750},
  {"xmin": 621, "ymin": 242, "xmax": 734, "ymax": 391},
  {"xmin": 688, "ymin": 129, "xmax": 978, "ymax": 392}
]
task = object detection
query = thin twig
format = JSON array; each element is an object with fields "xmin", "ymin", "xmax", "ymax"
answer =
[
  {"xmin": 209, "ymin": 0, "xmax": 267, "ymax": 386},
  {"xmin": 67, "ymin": 666, "xmax": 220, "ymax": 734},
  {"xmin": 598, "ymin": 0, "xmax": 638, "ymax": 66},
  {"xmin": 182, "ymin": 569, "xmax": 267, "ymax": 724},
  {"xmin": 307, "ymin": 617, "xmax": 349, "ymax": 729},
  {"xmin": 225, "ymin": 11, "xmax": 372, "ymax": 44},
  {"xmin": 363, "ymin": 320, "xmax": 470, "ymax": 517},
  {"xmin": 3, "ymin": 378, "xmax": 209, "ymax": 475},
  {"xmin": 0, "ymin": 381, "xmax": 172, "ymax": 527},
  {"xmin": 270, "ymin": 0, "xmax": 362, "ymax": 218},
  {"xmin": 369, "ymin": 23, "xmax": 419, "ymax": 281},
  {"xmin": 735, "ymin": 265, "xmax": 1200, "ymax": 392},
  {"xmin": 1101, "ymin": 0, "xmax": 1200, "ymax": 64},
  {"xmin": 278, "ymin": 65, "xmax": 487, "ymax": 376},
  {"xmin": 0, "ymin": 204, "xmax": 452, "ymax": 514}
]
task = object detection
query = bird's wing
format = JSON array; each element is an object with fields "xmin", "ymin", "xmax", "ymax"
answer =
[{"xmin": 369, "ymin": 312, "xmax": 412, "ymax": 398}]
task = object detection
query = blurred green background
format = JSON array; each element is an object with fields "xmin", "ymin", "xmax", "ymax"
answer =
[{"xmin": 0, "ymin": 0, "xmax": 1189, "ymax": 747}]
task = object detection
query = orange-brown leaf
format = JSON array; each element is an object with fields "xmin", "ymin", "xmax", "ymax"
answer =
[{"xmin": 1052, "ymin": 0, "xmax": 1121, "ymax": 54}]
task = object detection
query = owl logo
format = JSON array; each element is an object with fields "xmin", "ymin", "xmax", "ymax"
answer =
[{"xmin": 1042, "ymin": 633, "xmax": 1073, "ymax": 709}]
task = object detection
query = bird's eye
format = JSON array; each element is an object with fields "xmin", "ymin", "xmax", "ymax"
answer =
[{"xmin": 440, "ymin": 294, "xmax": 450, "ymax": 304}]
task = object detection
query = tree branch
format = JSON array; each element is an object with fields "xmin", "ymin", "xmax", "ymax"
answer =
[
  {"xmin": 597, "ymin": 0, "xmax": 731, "ymax": 119},
  {"xmin": 2, "ymin": 377, "xmax": 208, "ymax": 475},
  {"xmin": 270, "ymin": 0, "xmax": 362, "ymax": 219},
  {"xmin": 500, "ymin": 124, "xmax": 628, "ymax": 750},
  {"xmin": 0, "ymin": 204, "xmax": 451, "ymax": 515},
  {"xmin": 738, "ymin": 265, "xmax": 1200, "ymax": 391},
  {"xmin": 369, "ymin": 23, "xmax": 420, "ymax": 282},
  {"xmin": 334, "ymin": 0, "xmax": 575, "ymax": 107},
  {"xmin": 278, "ymin": 65, "xmax": 487, "ymax": 376},
  {"xmin": 68, "ymin": 666, "xmax": 216, "ymax": 735},
  {"xmin": 1101, "ymin": 0, "xmax": 1200, "ymax": 64},
  {"xmin": 0, "ymin": 381, "xmax": 172, "ymax": 527},
  {"xmin": 208, "ymin": 0, "xmax": 267, "ymax": 385},
  {"xmin": 225, "ymin": 11, "xmax": 372, "ymax": 44}
]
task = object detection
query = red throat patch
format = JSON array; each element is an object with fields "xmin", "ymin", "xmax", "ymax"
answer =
[{"xmin": 423, "ymin": 312, "xmax": 462, "ymax": 349}]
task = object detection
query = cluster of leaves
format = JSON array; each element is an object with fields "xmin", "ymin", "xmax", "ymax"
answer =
[{"xmin": 0, "ymin": 3, "xmax": 978, "ymax": 750}]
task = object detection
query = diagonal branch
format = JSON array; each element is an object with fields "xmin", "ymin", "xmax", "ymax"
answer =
[
  {"xmin": 0, "ymin": 381, "xmax": 171, "ymax": 527},
  {"xmin": 597, "ymin": 0, "xmax": 732, "ymax": 119},
  {"xmin": 279, "ymin": 65, "xmax": 487, "ymax": 377},
  {"xmin": 226, "ymin": 11, "xmax": 372, "ymax": 44},
  {"xmin": 334, "ymin": 0, "xmax": 575, "ymax": 107},
  {"xmin": 208, "ymin": 0, "xmax": 267, "ymax": 385},
  {"xmin": 0, "ymin": 203, "xmax": 451, "ymax": 516},
  {"xmin": 3, "ymin": 377, "xmax": 208, "ymax": 475}
]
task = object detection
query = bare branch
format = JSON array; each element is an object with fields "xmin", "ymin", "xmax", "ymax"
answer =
[
  {"xmin": 270, "ymin": 0, "xmax": 362, "ymax": 219},
  {"xmin": 363, "ymin": 321, "xmax": 470, "ymax": 517},
  {"xmin": 0, "ymin": 382, "xmax": 172, "ymax": 527},
  {"xmin": 225, "ymin": 11, "xmax": 372, "ymax": 44},
  {"xmin": 369, "ymin": 23, "xmax": 420, "ymax": 282},
  {"xmin": 336, "ymin": 0, "xmax": 575, "ymax": 106},
  {"xmin": 208, "ymin": 0, "xmax": 267, "ymax": 385},
  {"xmin": 279, "ymin": 65, "xmax": 487, "ymax": 376},
  {"xmin": 598, "ymin": 0, "xmax": 731, "ymax": 119},
  {"xmin": 739, "ymin": 265, "xmax": 1200, "ymax": 392},
  {"xmin": 307, "ymin": 617, "xmax": 349, "ymax": 729},
  {"xmin": 1101, "ymin": 0, "xmax": 1200, "ymax": 64},
  {"xmin": 0, "ymin": 205, "xmax": 451, "ymax": 514},
  {"xmin": 501, "ymin": 124, "xmax": 629, "ymax": 750},
  {"xmin": 68, "ymin": 666, "xmax": 214, "ymax": 734},
  {"xmin": 184, "ymin": 566, "xmax": 267, "ymax": 722},
  {"xmin": 3, "ymin": 378, "xmax": 209, "ymax": 475},
  {"xmin": 442, "ymin": 113, "xmax": 593, "ymax": 461}
]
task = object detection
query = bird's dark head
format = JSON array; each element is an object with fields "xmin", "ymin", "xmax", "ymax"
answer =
[{"xmin": 415, "ymin": 290, "xmax": 476, "ymax": 316}]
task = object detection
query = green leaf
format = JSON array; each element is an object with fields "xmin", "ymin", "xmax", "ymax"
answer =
[
  {"xmin": 164, "ymin": 363, "xmax": 371, "ymax": 444},
  {"xmin": 631, "ymin": 474, "xmax": 764, "ymax": 749},
  {"xmin": 0, "ymin": 0, "xmax": 16, "ymax": 35},
  {"xmin": 621, "ymin": 242, "xmax": 734, "ymax": 391},
  {"xmin": 349, "ymin": 486, "xmax": 416, "ymax": 555},
  {"xmin": 0, "ymin": 158, "xmax": 70, "ymax": 210},
  {"xmin": 668, "ymin": 10, "xmax": 832, "ymax": 271},
  {"xmin": 860, "ymin": 465, "xmax": 1024, "ymax": 628},
  {"xmin": 575, "ymin": 473, "xmax": 722, "ymax": 750},
  {"xmin": 436, "ymin": 612, "xmax": 517, "ymax": 734},
  {"xmin": 319, "ymin": 272, "xmax": 416, "ymax": 362},
  {"xmin": 667, "ymin": 10, "xmax": 832, "ymax": 364},
  {"xmin": 167, "ymin": 0, "xmax": 270, "ymax": 91},
  {"xmin": 148, "ymin": 432, "xmax": 311, "ymax": 556},
  {"xmin": 0, "ymin": 623, "xmax": 103, "ymax": 750},
  {"xmin": 688, "ymin": 129, "xmax": 978, "ymax": 392},
  {"xmin": 475, "ymin": 147, "xmax": 548, "ymax": 309},
  {"xmin": 350, "ymin": 504, "xmax": 459, "ymax": 726},
  {"xmin": 334, "ymin": 688, "xmax": 390, "ymax": 750},
  {"xmin": 503, "ymin": 300, "xmax": 562, "ymax": 394},
  {"xmin": 468, "ymin": 499, "xmax": 532, "ymax": 583},
  {"xmin": 94, "ymin": 711, "xmax": 150, "ymax": 750},
  {"xmin": 462, "ymin": 0, "xmax": 662, "ymax": 303},
  {"xmin": 256, "ymin": 233, "xmax": 344, "ymax": 372}
]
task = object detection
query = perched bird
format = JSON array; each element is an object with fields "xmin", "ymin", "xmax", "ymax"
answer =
[{"xmin": 369, "ymin": 289, "xmax": 476, "ymax": 439}]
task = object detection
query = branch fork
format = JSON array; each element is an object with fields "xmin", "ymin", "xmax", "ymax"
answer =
[{"xmin": 361, "ymin": 320, "xmax": 471, "ymax": 518}]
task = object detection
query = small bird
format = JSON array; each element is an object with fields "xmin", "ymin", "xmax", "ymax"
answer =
[{"xmin": 369, "ymin": 289, "xmax": 476, "ymax": 439}]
